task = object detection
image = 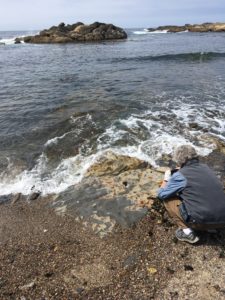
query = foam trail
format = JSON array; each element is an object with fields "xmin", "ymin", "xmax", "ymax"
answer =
[
  {"xmin": 0, "ymin": 152, "xmax": 102, "ymax": 196},
  {"xmin": 133, "ymin": 29, "xmax": 168, "ymax": 35},
  {"xmin": 0, "ymin": 36, "xmax": 25, "ymax": 45},
  {"xmin": 110, "ymin": 134, "xmax": 213, "ymax": 167},
  {"xmin": 148, "ymin": 30, "xmax": 168, "ymax": 34},
  {"xmin": 133, "ymin": 31, "xmax": 149, "ymax": 35},
  {"xmin": 178, "ymin": 30, "xmax": 189, "ymax": 33},
  {"xmin": 44, "ymin": 130, "xmax": 74, "ymax": 147},
  {"xmin": 0, "ymin": 38, "xmax": 17, "ymax": 45}
]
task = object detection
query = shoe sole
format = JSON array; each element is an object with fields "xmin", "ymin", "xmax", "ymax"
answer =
[{"xmin": 176, "ymin": 235, "xmax": 199, "ymax": 244}]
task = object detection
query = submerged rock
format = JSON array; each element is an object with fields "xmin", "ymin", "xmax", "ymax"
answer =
[
  {"xmin": 22, "ymin": 21, "xmax": 127, "ymax": 43},
  {"xmin": 147, "ymin": 22, "xmax": 225, "ymax": 33},
  {"xmin": 27, "ymin": 192, "xmax": 41, "ymax": 201}
]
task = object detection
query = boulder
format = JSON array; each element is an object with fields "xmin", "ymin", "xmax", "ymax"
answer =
[
  {"xmin": 14, "ymin": 38, "xmax": 21, "ymax": 44},
  {"xmin": 21, "ymin": 22, "xmax": 127, "ymax": 43},
  {"xmin": 74, "ymin": 25, "xmax": 93, "ymax": 35}
]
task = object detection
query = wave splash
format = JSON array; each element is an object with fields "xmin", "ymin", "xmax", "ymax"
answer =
[
  {"xmin": 0, "ymin": 31, "xmax": 38, "ymax": 45},
  {"xmin": 0, "ymin": 36, "xmax": 25, "ymax": 45},
  {"xmin": 133, "ymin": 29, "xmax": 168, "ymax": 35}
]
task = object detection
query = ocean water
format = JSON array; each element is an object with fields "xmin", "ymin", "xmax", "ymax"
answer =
[{"xmin": 1, "ymin": 29, "xmax": 225, "ymax": 196}]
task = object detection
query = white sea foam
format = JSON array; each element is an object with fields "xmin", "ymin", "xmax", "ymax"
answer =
[
  {"xmin": 0, "ymin": 38, "xmax": 17, "ymax": 45},
  {"xmin": 0, "ymin": 35, "xmax": 26, "ymax": 45},
  {"xmin": 70, "ymin": 113, "xmax": 92, "ymax": 124},
  {"xmin": 109, "ymin": 132, "xmax": 212, "ymax": 166},
  {"xmin": 172, "ymin": 104, "xmax": 225, "ymax": 136},
  {"xmin": 120, "ymin": 114, "xmax": 162, "ymax": 131},
  {"xmin": 0, "ymin": 31, "xmax": 38, "ymax": 45},
  {"xmin": 133, "ymin": 31, "xmax": 149, "ymax": 35},
  {"xmin": 133, "ymin": 29, "xmax": 168, "ymax": 35},
  {"xmin": 148, "ymin": 30, "xmax": 168, "ymax": 34},
  {"xmin": 96, "ymin": 111, "xmax": 214, "ymax": 167},
  {"xmin": 177, "ymin": 30, "xmax": 189, "ymax": 33},
  {"xmin": 44, "ymin": 130, "xmax": 74, "ymax": 147},
  {"xmin": 213, "ymin": 118, "xmax": 225, "ymax": 133},
  {"xmin": 0, "ymin": 152, "xmax": 102, "ymax": 196}
]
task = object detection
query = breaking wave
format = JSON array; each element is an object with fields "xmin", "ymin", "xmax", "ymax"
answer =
[
  {"xmin": 0, "ymin": 31, "xmax": 37, "ymax": 45},
  {"xmin": 0, "ymin": 37, "xmax": 23, "ymax": 45}
]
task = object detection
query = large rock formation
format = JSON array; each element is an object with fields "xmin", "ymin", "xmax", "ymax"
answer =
[
  {"xmin": 148, "ymin": 22, "xmax": 225, "ymax": 33},
  {"xmin": 21, "ymin": 22, "xmax": 127, "ymax": 44},
  {"xmin": 51, "ymin": 151, "xmax": 165, "ymax": 237}
]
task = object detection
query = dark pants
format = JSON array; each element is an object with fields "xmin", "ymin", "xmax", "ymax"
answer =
[{"xmin": 164, "ymin": 198, "xmax": 225, "ymax": 230}]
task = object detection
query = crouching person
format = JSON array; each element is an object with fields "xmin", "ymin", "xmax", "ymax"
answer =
[{"xmin": 158, "ymin": 145, "xmax": 225, "ymax": 244}]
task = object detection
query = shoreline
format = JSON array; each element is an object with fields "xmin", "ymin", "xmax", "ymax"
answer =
[{"xmin": 1, "ymin": 18, "xmax": 225, "ymax": 299}]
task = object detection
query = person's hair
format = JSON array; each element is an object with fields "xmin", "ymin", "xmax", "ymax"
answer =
[{"xmin": 172, "ymin": 145, "xmax": 198, "ymax": 166}]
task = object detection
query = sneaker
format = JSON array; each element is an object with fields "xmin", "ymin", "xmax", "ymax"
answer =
[{"xmin": 175, "ymin": 228, "xmax": 199, "ymax": 244}]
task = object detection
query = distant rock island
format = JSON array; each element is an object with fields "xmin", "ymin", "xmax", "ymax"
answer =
[
  {"xmin": 19, "ymin": 22, "xmax": 127, "ymax": 44},
  {"xmin": 147, "ymin": 22, "xmax": 225, "ymax": 33}
]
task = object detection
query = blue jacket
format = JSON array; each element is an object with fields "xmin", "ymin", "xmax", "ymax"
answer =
[
  {"xmin": 158, "ymin": 171, "xmax": 186, "ymax": 200},
  {"xmin": 158, "ymin": 159, "xmax": 225, "ymax": 225}
]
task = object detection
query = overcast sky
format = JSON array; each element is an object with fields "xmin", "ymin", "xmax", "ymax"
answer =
[{"xmin": 1, "ymin": 0, "xmax": 225, "ymax": 30}]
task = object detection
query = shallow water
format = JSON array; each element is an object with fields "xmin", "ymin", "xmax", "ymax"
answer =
[{"xmin": 1, "ymin": 29, "xmax": 225, "ymax": 195}]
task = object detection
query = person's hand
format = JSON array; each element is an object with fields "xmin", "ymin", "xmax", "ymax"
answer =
[{"xmin": 164, "ymin": 169, "xmax": 171, "ymax": 182}]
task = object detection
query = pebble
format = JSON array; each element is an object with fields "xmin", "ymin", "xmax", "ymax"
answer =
[
  {"xmin": 76, "ymin": 287, "xmax": 84, "ymax": 294},
  {"xmin": 184, "ymin": 264, "xmax": 194, "ymax": 271},
  {"xmin": 19, "ymin": 281, "xmax": 36, "ymax": 290}
]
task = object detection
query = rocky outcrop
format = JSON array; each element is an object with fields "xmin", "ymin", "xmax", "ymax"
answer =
[
  {"xmin": 21, "ymin": 22, "xmax": 127, "ymax": 44},
  {"xmin": 148, "ymin": 22, "xmax": 225, "ymax": 33},
  {"xmin": 14, "ymin": 38, "xmax": 21, "ymax": 44},
  {"xmin": 52, "ymin": 151, "xmax": 165, "ymax": 237}
]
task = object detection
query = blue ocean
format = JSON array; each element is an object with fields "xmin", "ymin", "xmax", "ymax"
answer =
[{"xmin": 0, "ymin": 29, "xmax": 225, "ymax": 195}]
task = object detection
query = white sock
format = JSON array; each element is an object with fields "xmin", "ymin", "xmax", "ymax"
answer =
[{"xmin": 183, "ymin": 228, "xmax": 193, "ymax": 235}]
